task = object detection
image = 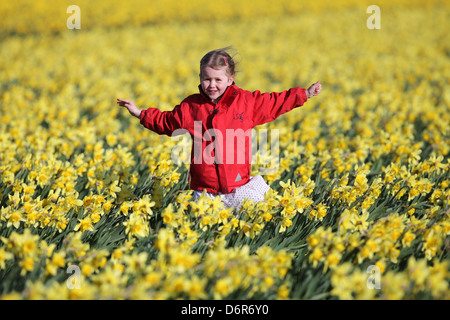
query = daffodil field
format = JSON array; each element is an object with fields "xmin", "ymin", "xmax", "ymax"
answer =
[{"xmin": 0, "ymin": 0, "xmax": 449, "ymax": 300}]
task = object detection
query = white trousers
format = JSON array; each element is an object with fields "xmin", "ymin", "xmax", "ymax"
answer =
[{"xmin": 193, "ymin": 175, "xmax": 270, "ymax": 209}]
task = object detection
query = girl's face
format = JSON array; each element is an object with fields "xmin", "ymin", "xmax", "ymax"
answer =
[{"xmin": 200, "ymin": 66, "xmax": 234, "ymax": 103}]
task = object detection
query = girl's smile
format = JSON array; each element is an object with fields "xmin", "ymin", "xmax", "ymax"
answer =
[{"xmin": 200, "ymin": 66, "xmax": 234, "ymax": 103}]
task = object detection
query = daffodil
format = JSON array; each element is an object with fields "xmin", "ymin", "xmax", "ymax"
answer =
[
  {"xmin": 0, "ymin": 247, "xmax": 13, "ymax": 269},
  {"xmin": 74, "ymin": 216, "xmax": 95, "ymax": 232},
  {"xmin": 123, "ymin": 213, "xmax": 149, "ymax": 238},
  {"xmin": 45, "ymin": 252, "xmax": 66, "ymax": 276}
]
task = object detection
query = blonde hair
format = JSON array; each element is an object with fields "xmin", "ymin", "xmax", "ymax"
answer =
[{"xmin": 200, "ymin": 46, "xmax": 238, "ymax": 78}]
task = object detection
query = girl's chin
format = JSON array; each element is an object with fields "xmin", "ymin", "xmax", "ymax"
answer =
[{"xmin": 208, "ymin": 93, "xmax": 220, "ymax": 100}]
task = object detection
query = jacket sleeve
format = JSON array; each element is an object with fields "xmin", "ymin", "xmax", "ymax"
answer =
[
  {"xmin": 250, "ymin": 87, "xmax": 307, "ymax": 126},
  {"xmin": 139, "ymin": 103, "xmax": 186, "ymax": 136}
]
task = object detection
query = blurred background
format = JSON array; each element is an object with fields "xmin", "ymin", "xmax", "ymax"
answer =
[{"xmin": 1, "ymin": 0, "xmax": 449, "ymax": 164}]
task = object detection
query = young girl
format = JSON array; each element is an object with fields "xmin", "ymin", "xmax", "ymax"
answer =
[{"xmin": 117, "ymin": 48, "xmax": 321, "ymax": 208}]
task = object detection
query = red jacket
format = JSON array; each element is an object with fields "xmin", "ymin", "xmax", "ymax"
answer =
[{"xmin": 140, "ymin": 84, "xmax": 308, "ymax": 194}]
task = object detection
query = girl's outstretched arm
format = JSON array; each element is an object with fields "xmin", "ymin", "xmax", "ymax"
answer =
[
  {"xmin": 118, "ymin": 97, "xmax": 187, "ymax": 136},
  {"xmin": 117, "ymin": 98, "xmax": 141, "ymax": 118}
]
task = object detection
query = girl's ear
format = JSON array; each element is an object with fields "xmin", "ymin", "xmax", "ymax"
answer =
[{"xmin": 228, "ymin": 75, "xmax": 234, "ymax": 85}]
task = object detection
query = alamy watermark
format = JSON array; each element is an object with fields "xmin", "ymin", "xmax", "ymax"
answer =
[
  {"xmin": 65, "ymin": 5, "xmax": 381, "ymax": 31},
  {"xmin": 66, "ymin": 265, "xmax": 81, "ymax": 289},
  {"xmin": 170, "ymin": 124, "xmax": 280, "ymax": 175},
  {"xmin": 66, "ymin": 5, "xmax": 380, "ymax": 30},
  {"xmin": 366, "ymin": 265, "xmax": 381, "ymax": 290},
  {"xmin": 367, "ymin": 5, "xmax": 381, "ymax": 30},
  {"xmin": 67, "ymin": 5, "xmax": 81, "ymax": 30}
]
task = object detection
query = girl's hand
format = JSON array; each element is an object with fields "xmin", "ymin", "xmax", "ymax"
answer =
[
  {"xmin": 117, "ymin": 98, "xmax": 141, "ymax": 118},
  {"xmin": 306, "ymin": 81, "xmax": 321, "ymax": 98}
]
